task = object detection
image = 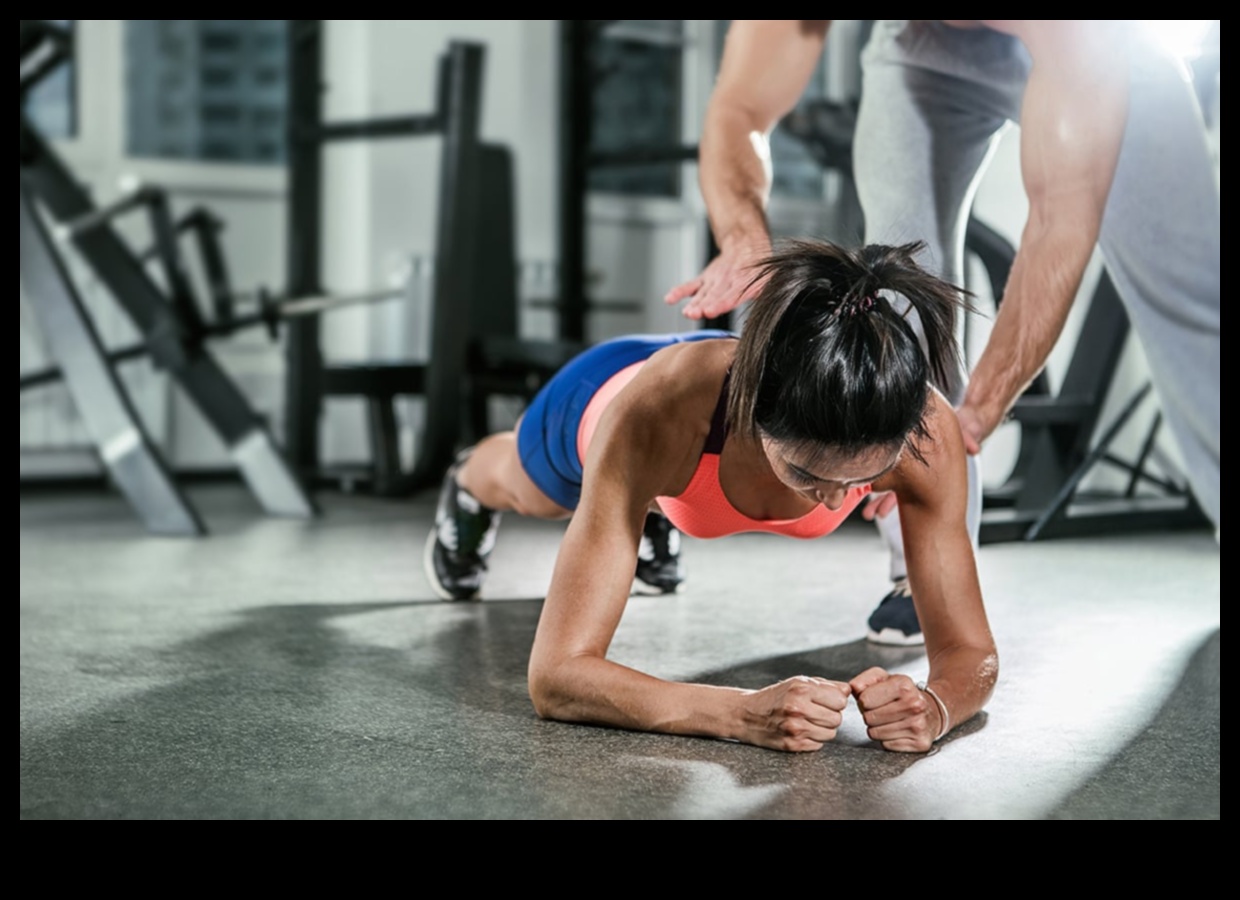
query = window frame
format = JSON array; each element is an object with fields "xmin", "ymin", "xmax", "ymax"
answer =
[
  {"xmin": 587, "ymin": 20, "xmax": 847, "ymax": 233},
  {"xmin": 49, "ymin": 20, "xmax": 288, "ymax": 201}
]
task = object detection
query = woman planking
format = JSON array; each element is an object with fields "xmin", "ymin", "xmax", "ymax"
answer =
[{"xmin": 425, "ymin": 240, "xmax": 997, "ymax": 753}]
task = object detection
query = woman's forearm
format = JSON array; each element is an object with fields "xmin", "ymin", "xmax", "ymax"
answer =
[
  {"xmin": 529, "ymin": 654, "xmax": 748, "ymax": 741},
  {"xmin": 924, "ymin": 644, "xmax": 999, "ymax": 739},
  {"xmin": 531, "ymin": 653, "xmax": 853, "ymax": 753}
]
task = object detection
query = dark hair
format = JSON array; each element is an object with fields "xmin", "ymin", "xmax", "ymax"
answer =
[{"xmin": 727, "ymin": 239, "xmax": 969, "ymax": 465}]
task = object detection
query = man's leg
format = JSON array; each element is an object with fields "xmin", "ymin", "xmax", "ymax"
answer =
[
  {"xmin": 853, "ymin": 20, "xmax": 1027, "ymax": 641},
  {"xmin": 1097, "ymin": 36, "xmax": 1221, "ymax": 534}
]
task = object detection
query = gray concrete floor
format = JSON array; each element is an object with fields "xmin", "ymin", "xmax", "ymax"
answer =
[{"xmin": 20, "ymin": 482, "xmax": 1219, "ymax": 819}]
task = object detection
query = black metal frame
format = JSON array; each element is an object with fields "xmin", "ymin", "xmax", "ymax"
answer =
[
  {"xmin": 19, "ymin": 179, "xmax": 204, "ymax": 536},
  {"xmin": 284, "ymin": 22, "xmax": 490, "ymax": 495},
  {"xmin": 557, "ymin": 20, "xmax": 731, "ymax": 337},
  {"xmin": 284, "ymin": 23, "xmax": 589, "ymax": 497},
  {"xmin": 977, "ymin": 272, "xmax": 1207, "ymax": 543},
  {"xmin": 20, "ymin": 20, "xmax": 315, "ymax": 535}
]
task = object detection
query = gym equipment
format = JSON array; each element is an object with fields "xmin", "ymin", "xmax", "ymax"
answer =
[
  {"xmin": 558, "ymin": 21, "xmax": 728, "ymax": 334},
  {"xmin": 20, "ymin": 20, "xmax": 314, "ymax": 535},
  {"xmin": 288, "ymin": 20, "xmax": 722, "ymax": 497},
  {"xmin": 284, "ymin": 22, "xmax": 585, "ymax": 497},
  {"xmin": 24, "ymin": 22, "xmax": 585, "ymax": 510},
  {"xmin": 781, "ymin": 94, "xmax": 1207, "ymax": 542},
  {"xmin": 21, "ymin": 274, "xmax": 405, "ymax": 390},
  {"xmin": 980, "ymin": 280, "xmax": 1206, "ymax": 542}
]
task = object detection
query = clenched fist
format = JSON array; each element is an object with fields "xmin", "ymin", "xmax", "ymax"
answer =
[
  {"xmin": 849, "ymin": 667, "xmax": 944, "ymax": 753},
  {"xmin": 738, "ymin": 675, "xmax": 852, "ymax": 752}
]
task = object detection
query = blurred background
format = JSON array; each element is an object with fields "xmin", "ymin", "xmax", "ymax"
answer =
[{"xmin": 20, "ymin": 19, "xmax": 1221, "ymax": 534}]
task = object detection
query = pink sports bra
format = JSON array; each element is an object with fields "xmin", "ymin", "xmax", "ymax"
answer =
[{"xmin": 576, "ymin": 361, "xmax": 871, "ymax": 540}]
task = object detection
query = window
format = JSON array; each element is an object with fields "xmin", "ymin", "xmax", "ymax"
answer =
[
  {"xmin": 125, "ymin": 20, "xmax": 289, "ymax": 165},
  {"xmin": 22, "ymin": 20, "xmax": 76, "ymax": 140},
  {"xmin": 587, "ymin": 20, "xmax": 685, "ymax": 199}
]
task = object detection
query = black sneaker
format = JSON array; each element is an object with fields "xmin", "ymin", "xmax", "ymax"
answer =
[
  {"xmin": 866, "ymin": 577, "xmax": 924, "ymax": 646},
  {"xmin": 424, "ymin": 455, "xmax": 501, "ymax": 601},
  {"xmin": 633, "ymin": 511, "xmax": 685, "ymax": 595}
]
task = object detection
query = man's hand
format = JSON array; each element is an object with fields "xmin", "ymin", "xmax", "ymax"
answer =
[
  {"xmin": 849, "ymin": 667, "xmax": 942, "ymax": 753},
  {"xmin": 664, "ymin": 237, "xmax": 772, "ymax": 320},
  {"xmin": 955, "ymin": 404, "xmax": 991, "ymax": 456},
  {"xmin": 859, "ymin": 491, "xmax": 898, "ymax": 521},
  {"xmin": 738, "ymin": 675, "xmax": 851, "ymax": 752}
]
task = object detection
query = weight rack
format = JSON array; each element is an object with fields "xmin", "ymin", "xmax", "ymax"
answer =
[{"xmin": 20, "ymin": 20, "xmax": 315, "ymax": 535}]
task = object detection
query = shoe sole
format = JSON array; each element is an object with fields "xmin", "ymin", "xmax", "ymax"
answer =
[
  {"xmin": 423, "ymin": 529, "xmax": 481, "ymax": 602},
  {"xmin": 631, "ymin": 577, "xmax": 683, "ymax": 597},
  {"xmin": 866, "ymin": 627, "xmax": 925, "ymax": 647}
]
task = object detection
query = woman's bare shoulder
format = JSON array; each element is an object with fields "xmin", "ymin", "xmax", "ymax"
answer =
[
  {"xmin": 877, "ymin": 387, "xmax": 966, "ymax": 500},
  {"xmin": 640, "ymin": 337, "xmax": 737, "ymax": 397},
  {"xmin": 587, "ymin": 338, "xmax": 736, "ymax": 496},
  {"xmin": 606, "ymin": 338, "xmax": 735, "ymax": 428}
]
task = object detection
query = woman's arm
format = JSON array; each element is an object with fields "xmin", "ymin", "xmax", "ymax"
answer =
[
  {"xmin": 527, "ymin": 348, "xmax": 852, "ymax": 751},
  {"xmin": 853, "ymin": 390, "xmax": 998, "ymax": 751}
]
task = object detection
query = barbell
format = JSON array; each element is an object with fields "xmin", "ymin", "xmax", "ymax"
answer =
[{"xmin": 20, "ymin": 284, "xmax": 407, "ymax": 391}]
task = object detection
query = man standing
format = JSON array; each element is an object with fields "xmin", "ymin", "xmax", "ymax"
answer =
[{"xmin": 665, "ymin": 20, "xmax": 1220, "ymax": 643}]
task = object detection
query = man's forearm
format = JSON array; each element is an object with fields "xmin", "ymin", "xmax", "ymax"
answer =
[
  {"xmin": 962, "ymin": 21, "xmax": 1128, "ymax": 439},
  {"xmin": 962, "ymin": 221, "xmax": 1096, "ymax": 434},
  {"xmin": 693, "ymin": 20, "xmax": 830, "ymax": 260},
  {"xmin": 698, "ymin": 99, "xmax": 773, "ymax": 252}
]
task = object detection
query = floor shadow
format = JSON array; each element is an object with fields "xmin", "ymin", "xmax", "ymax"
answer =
[
  {"xmin": 691, "ymin": 638, "xmax": 929, "ymax": 690},
  {"xmin": 1044, "ymin": 628, "xmax": 1220, "ymax": 820},
  {"xmin": 20, "ymin": 598, "xmax": 542, "ymax": 819},
  {"xmin": 635, "ymin": 638, "xmax": 990, "ymax": 819},
  {"xmin": 20, "ymin": 598, "xmax": 984, "ymax": 819},
  {"xmin": 690, "ymin": 636, "xmax": 957, "ymax": 757}
]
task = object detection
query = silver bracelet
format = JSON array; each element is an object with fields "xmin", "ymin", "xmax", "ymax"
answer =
[{"xmin": 917, "ymin": 682, "xmax": 950, "ymax": 742}]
